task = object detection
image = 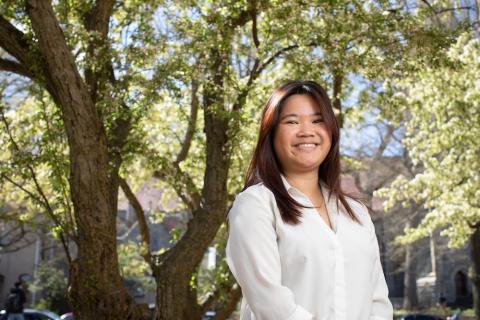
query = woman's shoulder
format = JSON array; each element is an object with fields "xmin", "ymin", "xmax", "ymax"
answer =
[
  {"xmin": 229, "ymin": 183, "xmax": 276, "ymax": 220},
  {"xmin": 235, "ymin": 182, "xmax": 274, "ymax": 202}
]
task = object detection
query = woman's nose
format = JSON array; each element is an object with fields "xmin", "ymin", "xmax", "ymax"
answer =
[{"xmin": 297, "ymin": 121, "xmax": 314, "ymax": 136}]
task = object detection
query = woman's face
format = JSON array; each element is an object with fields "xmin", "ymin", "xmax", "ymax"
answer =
[{"xmin": 273, "ymin": 94, "xmax": 332, "ymax": 175}]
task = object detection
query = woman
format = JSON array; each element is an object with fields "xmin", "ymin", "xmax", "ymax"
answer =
[{"xmin": 226, "ymin": 80, "xmax": 393, "ymax": 320}]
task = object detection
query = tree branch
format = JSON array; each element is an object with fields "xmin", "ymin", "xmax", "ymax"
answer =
[
  {"xmin": 0, "ymin": 107, "xmax": 75, "ymax": 259},
  {"xmin": 231, "ymin": 43, "xmax": 305, "ymax": 113},
  {"xmin": 83, "ymin": 0, "xmax": 116, "ymax": 102},
  {"xmin": 82, "ymin": 1, "xmax": 135, "ymax": 193},
  {"xmin": 435, "ymin": 6, "xmax": 472, "ymax": 14},
  {"xmin": 83, "ymin": 0, "xmax": 116, "ymax": 35},
  {"xmin": 332, "ymin": 69, "xmax": 344, "ymax": 127},
  {"xmin": 0, "ymin": 226, "xmax": 37, "ymax": 253},
  {"xmin": 249, "ymin": 0, "xmax": 260, "ymax": 49},
  {"xmin": 258, "ymin": 44, "xmax": 299, "ymax": 75},
  {"xmin": 211, "ymin": 284, "xmax": 242, "ymax": 320},
  {"xmin": 420, "ymin": 0, "xmax": 472, "ymax": 14},
  {"xmin": 154, "ymin": 163, "xmax": 201, "ymax": 213},
  {"xmin": 0, "ymin": 174, "xmax": 45, "ymax": 208},
  {"xmin": 200, "ymin": 276, "xmax": 239, "ymax": 315},
  {"xmin": 0, "ymin": 58, "xmax": 30, "ymax": 78},
  {"xmin": 0, "ymin": 108, "xmax": 71, "ymax": 230},
  {"xmin": 0, "ymin": 16, "xmax": 31, "ymax": 66},
  {"xmin": 119, "ymin": 177, "xmax": 153, "ymax": 267},
  {"xmin": 373, "ymin": 124, "xmax": 395, "ymax": 160},
  {"xmin": 175, "ymin": 79, "xmax": 199, "ymax": 165},
  {"xmin": 420, "ymin": 0, "xmax": 436, "ymax": 12},
  {"xmin": 0, "ymin": 15, "xmax": 62, "ymax": 106},
  {"xmin": 228, "ymin": 9, "xmax": 251, "ymax": 29},
  {"xmin": 26, "ymin": 0, "xmax": 102, "ymax": 148}
]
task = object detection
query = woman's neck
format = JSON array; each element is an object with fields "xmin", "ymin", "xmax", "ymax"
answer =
[{"xmin": 284, "ymin": 171, "xmax": 320, "ymax": 196}]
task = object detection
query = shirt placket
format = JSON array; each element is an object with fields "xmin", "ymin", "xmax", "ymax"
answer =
[
  {"xmin": 293, "ymin": 187, "xmax": 347, "ymax": 320},
  {"xmin": 332, "ymin": 233, "xmax": 346, "ymax": 320},
  {"xmin": 324, "ymin": 192, "xmax": 346, "ymax": 320}
]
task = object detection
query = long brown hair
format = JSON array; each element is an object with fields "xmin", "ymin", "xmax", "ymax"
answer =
[{"xmin": 244, "ymin": 80, "xmax": 360, "ymax": 224}]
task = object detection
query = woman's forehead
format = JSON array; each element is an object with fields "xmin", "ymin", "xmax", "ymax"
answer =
[{"xmin": 280, "ymin": 94, "xmax": 322, "ymax": 115}]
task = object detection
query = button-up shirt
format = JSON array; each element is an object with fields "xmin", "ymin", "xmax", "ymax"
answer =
[{"xmin": 226, "ymin": 177, "xmax": 393, "ymax": 320}]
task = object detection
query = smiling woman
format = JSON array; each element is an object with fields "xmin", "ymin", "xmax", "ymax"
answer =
[
  {"xmin": 226, "ymin": 80, "xmax": 393, "ymax": 320},
  {"xmin": 274, "ymin": 94, "xmax": 332, "ymax": 178}
]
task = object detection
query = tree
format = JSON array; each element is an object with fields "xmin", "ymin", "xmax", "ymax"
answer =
[
  {"xmin": 0, "ymin": 0, "xmax": 153, "ymax": 318},
  {"xmin": 0, "ymin": 1, "xmax": 466, "ymax": 319},
  {"xmin": 377, "ymin": 33, "xmax": 480, "ymax": 316}
]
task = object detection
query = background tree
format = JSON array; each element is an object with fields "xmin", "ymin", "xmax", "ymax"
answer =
[
  {"xmin": 0, "ymin": 0, "xmax": 476, "ymax": 319},
  {"xmin": 377, "ymin": 33, "xmax": 480, "ymax": 316}
]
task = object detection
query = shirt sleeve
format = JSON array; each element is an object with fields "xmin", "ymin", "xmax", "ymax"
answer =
[
  {"xmin": 226, "ymin": 189, "xmax": 313, "ymax": 320},
  {"xmin": 367, "ymin": 215, "xmax": 394, "ymax": 320}
]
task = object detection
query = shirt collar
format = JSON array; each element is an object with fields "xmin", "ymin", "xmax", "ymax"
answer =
[
  {"xmin": 280, "ymin": 174, "xmax": 338, "ymax": 229},
  {"xmin": 280, "ymin": 174, "xmax": 326, "ymax": 199},
  {"xmin": 280, "ymin": 174, "xmax": 293, "ymax": 191},
  {"xmin": 280, "ymin": 174, "xmax": 333, "ymax": 201}
]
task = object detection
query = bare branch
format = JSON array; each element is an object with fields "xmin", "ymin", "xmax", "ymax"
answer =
[
  {"xmin": 119, "ymin": 177, "xmax": 153, "ymax": 267},
  {"xmin": 175, "ymin": 79, "xmax": 199, "ymax": 165}
]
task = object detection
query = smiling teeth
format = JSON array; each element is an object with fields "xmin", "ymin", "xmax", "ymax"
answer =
[{"xmin": 297, "ymin": 144, "xmax": 316, "ymax": 147}]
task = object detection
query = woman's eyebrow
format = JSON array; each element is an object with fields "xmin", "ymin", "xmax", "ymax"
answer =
[
  {"xmin": 280, "ymin": 112, "xmax": 322, "ymax": 120},
  {"xmin": 280, "ymin": 113, "xmax": 299, "ymax": 120}
]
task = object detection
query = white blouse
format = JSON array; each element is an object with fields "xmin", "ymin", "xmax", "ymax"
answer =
[{"xmin": 226, "ymin": 177, "xmax": 393, "ymax": 320}]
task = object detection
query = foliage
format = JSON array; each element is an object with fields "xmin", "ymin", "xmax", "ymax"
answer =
[
  {"xmin": 376, "ymin": 33, "xmax": 480, "ymax": 247},
  {"xmin": 31, "ymin": 262, "xmax": 69, "ymax": 314},
  {"xmin": 0, "ymin": 91, "xmax": 73, "ymax": 240},
  {"xmin": 118, "ymin": 241, "xmax": 155, "ymax": 295},
  {"xmin": 196, "ymin": 224, "xmax": 231, "ymax": 303}
]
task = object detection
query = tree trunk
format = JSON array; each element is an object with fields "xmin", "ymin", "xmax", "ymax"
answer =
[
  {"xmin": 25, "ymin": 2, "xmax": 140, "ymax": 319},
  {"xmin": 470, "ymin": 226, "xmax": 480, "ymax": 319},
  {"xmin": 403, "ymin": 219, "xmax": 419, "ymax": 310},
  {"xmin": 155, "ymin": 47, "xmax": 232, "ymax": 320},
  {"xmin": 154, "ymin": 265, "xmax": 202, "ymax": 320},
  {"xmin": 332, "ymin": 70, "xmax": 344, "ymax": 127}
]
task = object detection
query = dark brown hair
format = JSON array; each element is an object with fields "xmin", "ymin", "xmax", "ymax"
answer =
[{"xmin": 244, "ymin": 80, "xmax": 360, "ymax": 224}]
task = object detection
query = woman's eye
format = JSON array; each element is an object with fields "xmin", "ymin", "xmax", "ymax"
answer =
[
  {"xmin": 313, "ymin": 119, "xmax": 324, "ymax": 123},
  {"xmin": 285, "ymin": 120, "xmax": 298, "ymax": 124}
]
